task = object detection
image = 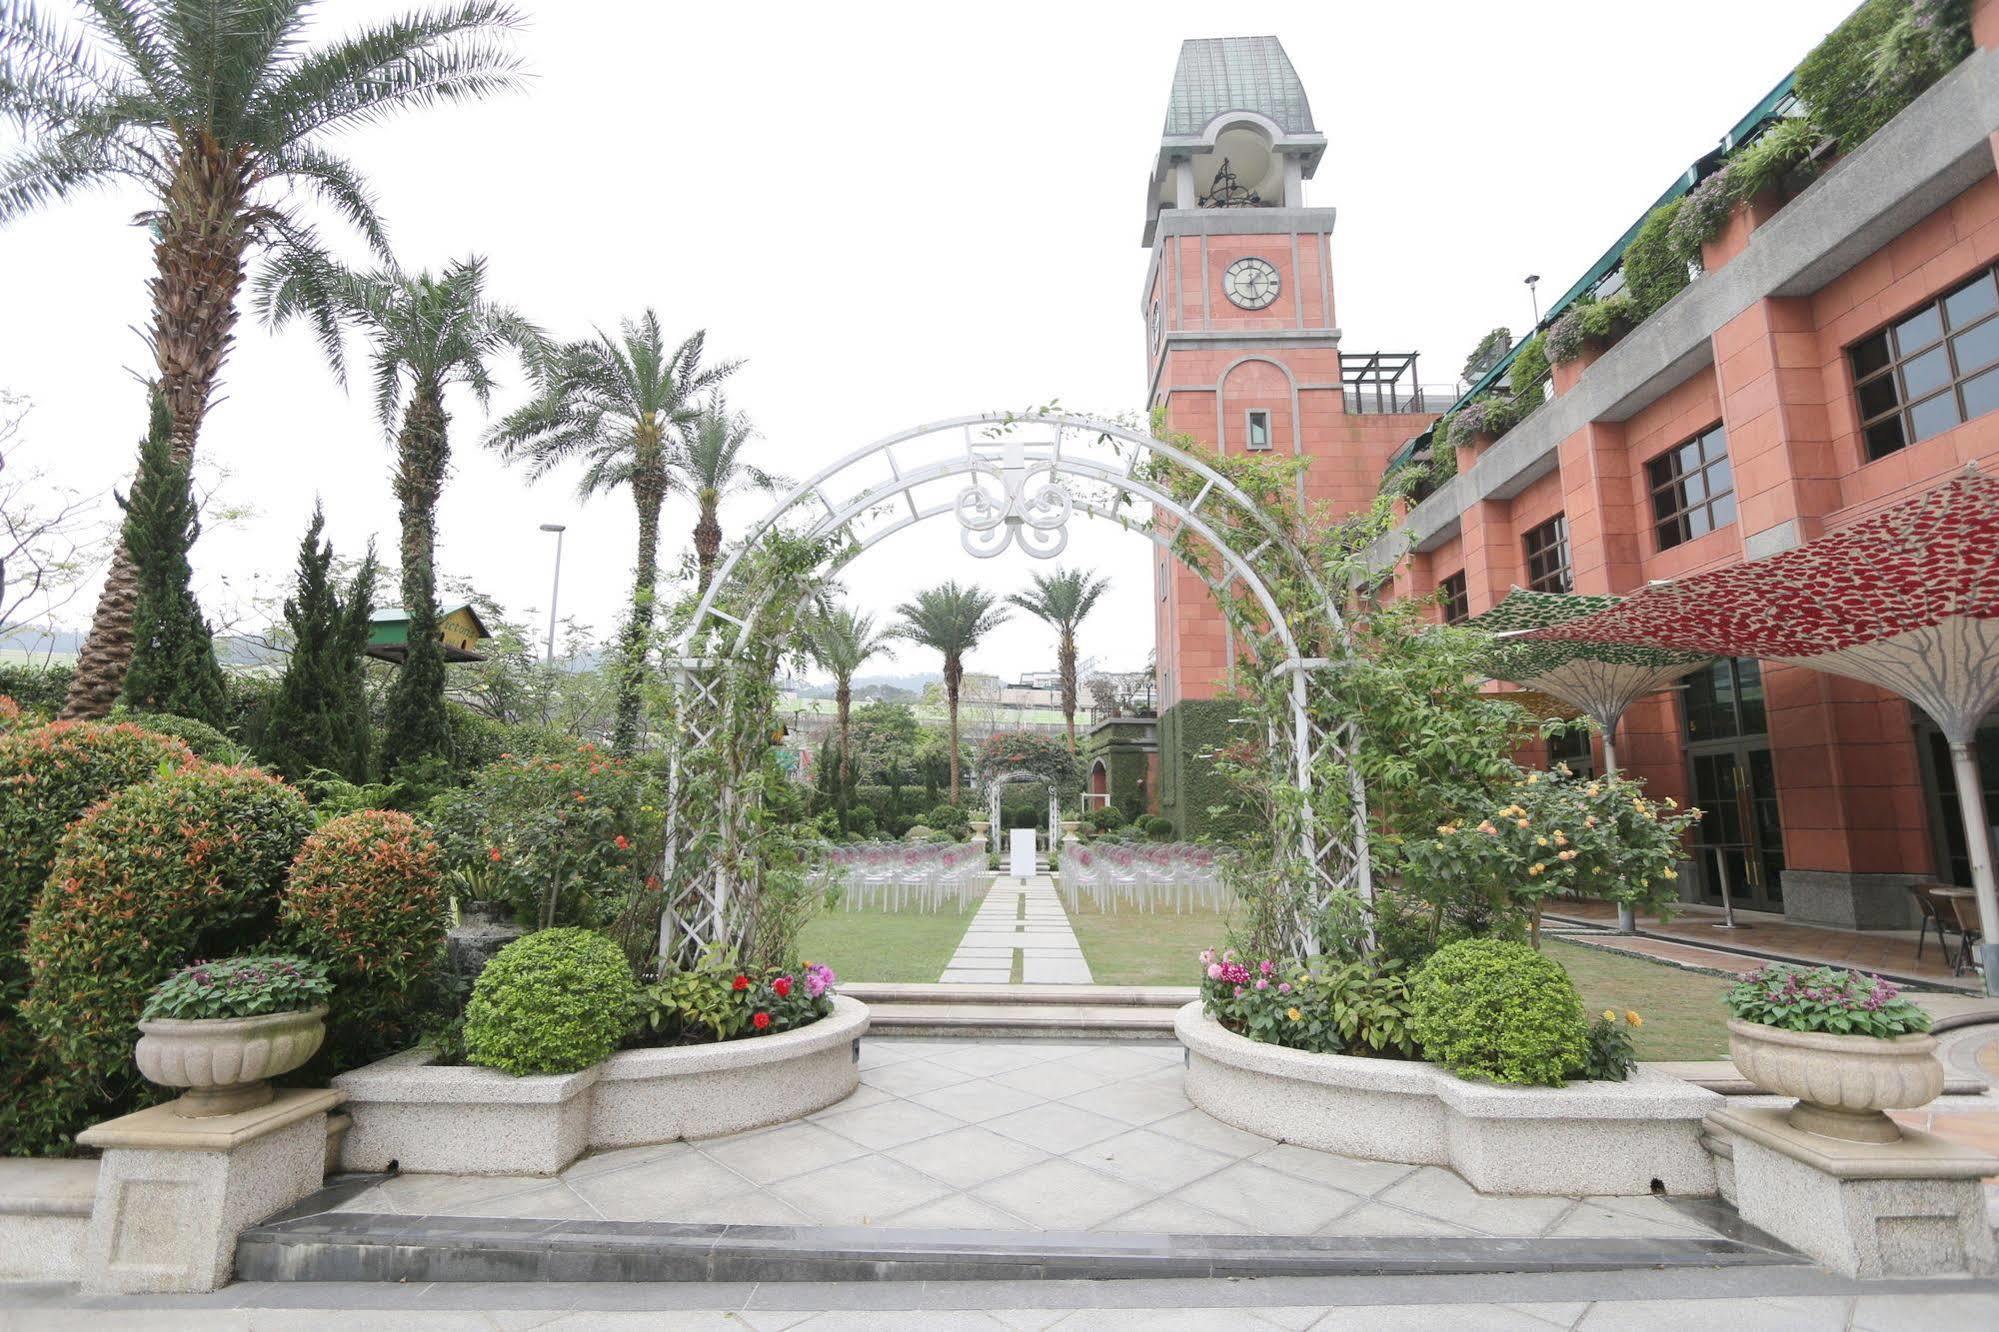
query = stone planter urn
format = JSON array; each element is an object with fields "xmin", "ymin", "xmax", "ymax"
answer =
[
  {"xmin": 1726, "ymin": 1018, "xmax": 1944, "ymax": 1143},
  {"xmin": 1060, "ymin": 819, "xmax": 1083, "ymax": 839},
  {"xmin": 970, "ymin": 820, "xmax": 990, "ymax": 840},
  {"xmin": 135, "ymin": 1006, "xmax": 328, "ymax": 1118}
]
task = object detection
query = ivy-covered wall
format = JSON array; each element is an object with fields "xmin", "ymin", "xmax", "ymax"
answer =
[
  {"xmin": 1104, "ymin": 748, "xmax": 1150, "ymax": 819},
  {"xmin": 1157, "ymin": 698, "xmax": 1256, "ymax": 840}
]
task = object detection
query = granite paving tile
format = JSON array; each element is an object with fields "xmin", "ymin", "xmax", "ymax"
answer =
[
  {"xmin": 981, "ymin": 1101, "xmax": 1129, "ymax": 1154},
  {"xmin": 763, "ymin": 1155, "xmax": 953, "ymax": 1227},
  {"xmin": 880, "ymin": 1124, "xmax": 1052, "ymax": 1189},
  {"xmin": 1169, "ymin": 1159, "xmax": 1363, "ymax": 1233},
  {"xmin": 967, "ymin": 1158, "xmax": 1157, "ymax": 1229},
  {"xmin": 1248, "ymin": 1143, "xmax": 1417, "ymax": 1197},
  {"xmin": 697, "ymin": 1121, "xmax": 874, "ymax": 1185},
  {"xmin": 1373, "ymin": 1166, "xmax": 1579, "ymax": 1237},
  {"xmin": 1066, "ymin": 1127, "xmax": 1233, "ymax": 1193},
  {"xmin": 1144, "ymin": 1107, "xmax": 1276, "ymax": 1158},
  {"xmin": 906, "ymin": 1077, "xmax": 1048, "ymax": 1124}
]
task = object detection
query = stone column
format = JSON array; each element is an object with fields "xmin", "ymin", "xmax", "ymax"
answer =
[{"xmin": 76, "ymin": 1088, "xmax": 342, "ymax": 1294}]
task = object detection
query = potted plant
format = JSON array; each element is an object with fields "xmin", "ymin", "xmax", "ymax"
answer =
[
  {"xmin": 1724, "ymin": 964, "xmax": 1941, "ymax": 1143},
  {"xmin": 135, "ymin": 955, "xmax": 333, "ymax": 1117}
]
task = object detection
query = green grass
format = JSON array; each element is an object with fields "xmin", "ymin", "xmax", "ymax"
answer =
[
  {"xmin": 793, "ymin": 904, "xmax": 972, "ymax": 983},
  {"xmin": 1068, "ymin": 906, "xmax": 1232, "ymax": 985},
  {"xmin": 1544, "ymin": 938, "xmax": 1734, "ymax": 1061}
]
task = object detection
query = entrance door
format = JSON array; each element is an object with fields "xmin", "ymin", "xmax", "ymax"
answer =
[{"xmin": 1683, "ymin": 659, "xmax": 1787, "ymax": 910}]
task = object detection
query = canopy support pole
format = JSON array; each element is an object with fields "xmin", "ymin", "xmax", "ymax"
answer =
[{"xmin": 1946, "ymin": 739, "xmax": 1999, "ymax": 996}]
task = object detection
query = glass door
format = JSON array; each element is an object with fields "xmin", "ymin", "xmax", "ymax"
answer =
[{"xmin": 1682, "ymin": 660, "xmax": 1787, "ymax": 910}]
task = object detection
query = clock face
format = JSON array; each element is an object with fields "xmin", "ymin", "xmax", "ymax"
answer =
[{"xmin": 1224, "ymin": 257, "xmax": 1280, "ymax": 310}]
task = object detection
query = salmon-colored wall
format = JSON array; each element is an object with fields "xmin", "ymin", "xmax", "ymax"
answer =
[{"xmin": 1407, "ymin": 165, "xmax": 1999, "ymax": 893}]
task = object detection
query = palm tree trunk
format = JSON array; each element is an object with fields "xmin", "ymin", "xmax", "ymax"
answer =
[
  {"xmin": 62, "ymin": 140, "xmax": 251, "ymax": 720},
  {"xmin": 835, "ymin": 679, "xmax": 852, "ymax": 828},
  {"xmin": 614, "ymin": 472, "xmax": 665, "ymax": 756},
  {"xmin": 380, "ymin": 391, "xmax": 453, "ymax": 773},
  {"xmin": 694, "ymin": 491, "xmax": 722, "ymax": 594},
  {"xmin": 1059, "ymin": 629, "xmax": 1078, "ymax": 752},
  {"xmin": 944, "ymin": 654, "xmax": 963, "ymax": 802}
]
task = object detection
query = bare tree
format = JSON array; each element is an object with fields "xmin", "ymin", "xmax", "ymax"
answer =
[{"xmin": 0, "ymin": 392, "xmax": 99, "ymax": 633}]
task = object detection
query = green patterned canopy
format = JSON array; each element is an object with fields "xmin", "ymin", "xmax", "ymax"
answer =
[{"xmin": 1463, "ymin": 589, "xmax": 1711, "ymax": 766}]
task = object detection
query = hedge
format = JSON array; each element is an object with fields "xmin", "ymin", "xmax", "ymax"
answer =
[
  {"xmin": 14, "ymin": 765, "xmax": 311, "ymax": 1151},
  {"xmin": 463, "ymin": 928, "xmax": 636, "ymax": 1076},
  {"xmin": 1158, "ymin": 698, "xmax": 1256, "ymax": 839}
]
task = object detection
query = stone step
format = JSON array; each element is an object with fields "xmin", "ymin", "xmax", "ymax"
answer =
[
  {"xmin": 843, "ymin": 982, "xmax": 1196, "ymax": 1009},
  {"xmin": 861, "ymin": 1000, "xmax": 1180, "ymax": 1040},
  {"xmin": 235, "ymin": 1209, "xmax": 1806, "ymax": 1284}
]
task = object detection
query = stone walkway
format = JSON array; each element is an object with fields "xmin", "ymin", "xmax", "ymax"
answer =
[
  {"xmin": 940, "ymin": 875, "xmax": 1092, "ymax": 985},
  {"xmin": 324, "ymin": 1037, "xmax": 1737, "ymax": 1241}
]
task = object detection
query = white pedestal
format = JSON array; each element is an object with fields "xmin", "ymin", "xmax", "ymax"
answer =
[
  {"xmin": 76, "ymin": 1088, "xmax": 340, "ymax": 1294},
  {"xmin": 1008, "ymin": 827, "xmax": 1036, "ymax": 878},
  {"xmin": 1710, "ymin": 1106, "xmax": 1998, "ymax": 1278}
]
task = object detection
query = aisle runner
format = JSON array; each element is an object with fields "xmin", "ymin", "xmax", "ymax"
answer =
[{"xmin": 940, "ymin": 874, "xmax": 1092, "ymax": 984}]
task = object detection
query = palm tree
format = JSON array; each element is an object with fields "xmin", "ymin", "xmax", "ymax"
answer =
[
  {"xmin": 680, "ymin": 397, "xmax": 784, "ymax": 594},
  {"xmin": 893, "ymin": 582, "xmax": 1007, "ymax": 802},
  {"xmin": 804, "ymin": 605, "xmax": 894, "ymax": 826},
  {"xmin": 260, "ymin": 253, "xmax": 541, "ymax": 772},
  {"xmin": 0, "ymin": 0, "xmax": 527, "ymax": 719},
  {"xmin": 488, "ymin": 314, "xmax": 738, "ymax": 755},
  {"xmin": 1008, "ymin": 568, "xmax": 1111, "ymax": 751}
]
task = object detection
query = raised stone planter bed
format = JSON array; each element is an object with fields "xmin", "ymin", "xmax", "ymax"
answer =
[
  {"xmin": 1175, "ymin": 1001, "xmax": 1720, "ymax": 1196},
  {"xmin": 333, "ymin": 995, "xmax": 869, "ymax": 1176}
]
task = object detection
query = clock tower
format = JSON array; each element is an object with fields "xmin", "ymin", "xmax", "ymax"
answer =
[{"xmin": 1143, "ymin": 36, "xmax": 1441, "ymax": 834}]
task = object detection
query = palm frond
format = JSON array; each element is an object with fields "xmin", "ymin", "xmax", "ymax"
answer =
[
  {"xmin": 0, "ymin": 130, "xmax": 144, "ymax": 221},
  {"xmin": 263, "ymin": 140, "xmax": 386, "ymax": 255}
]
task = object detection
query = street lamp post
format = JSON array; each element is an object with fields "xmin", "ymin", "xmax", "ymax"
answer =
[
  {"xmin": 1524, "ymin": 273, "xmax": 1542, "ymax": 328},
  {"xmin": 539, "ymin": 523, "xmax": 566, "ymax": 665}
]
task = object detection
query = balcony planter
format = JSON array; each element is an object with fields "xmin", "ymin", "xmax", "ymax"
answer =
[
  {"xmin": 134, "ymin": 1005, "xmax": 328, "ymax": 1118},
  {"xmin": 1176, "ymin": 1002, "xmax": 1720, "ymax": 1196},
  {"xmin": 1726, "ymin": 1018, "xmax": 1943, "ymax": 1143},
  {"xmin": 1699, "ymin": 187, "xmax": 1786, "ymax": 274}
]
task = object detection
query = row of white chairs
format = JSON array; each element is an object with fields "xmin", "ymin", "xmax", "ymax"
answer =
[
  {"xmin": 1058, "ymin": 843, "xmax": 1233, "ymax": 915},
  {"xmin": 813, "ymin": 842, "xmax": 988, "ymax": 913}
]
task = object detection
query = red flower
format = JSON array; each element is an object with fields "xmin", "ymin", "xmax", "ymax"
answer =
[
  {"xmin": 487, "ymin": 848, "xmax": 503, "ymax": 862},
  {"xmin": 732, "ymin": 974, "xmax": 749, "ymax": 991},
  {"xmin": 773, "ymin": 976, "xmax": 792, "ymax": 998},
  {"xmin": 752, "ymin": 1011, "xmax": 771, "ymax": 1030},
  {"xmin": 614, "ymin": 835, "xmax": 631, "ymax": 850}
]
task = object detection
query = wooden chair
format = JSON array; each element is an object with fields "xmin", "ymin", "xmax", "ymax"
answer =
[
  {"xmin": 1944, "ymin": 895, "xmax": 1984, "ymax": 977},
  {"xmin": 1909, "ymin": 883, "xmax": 1959, "ymax": 961}
]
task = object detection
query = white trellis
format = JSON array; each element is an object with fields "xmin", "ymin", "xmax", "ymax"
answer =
[
  {"xmin": 658, "ymin": 411, "xmax": 1373, "ymax": 968},
  {"xmin": 983, "ymin": 771, "xmax": 1063, "ymax": 857}
]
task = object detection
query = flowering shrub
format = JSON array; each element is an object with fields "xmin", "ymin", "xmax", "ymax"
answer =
[
  {"xmin": 1576, "ymin": 1009, "xmax": 1641, "ymax": 1082},
  {"xmin": 463, "ymin": 928, "xmax": 637, "ymax": 1076},
  {"xmin": 1198, "ymin": 947, "xmax": 1417, "ymax": 1058},
  {"xmin": 1410, "ymin": 938, "xmax": 1589, "ymax": 1086},
  {"xmin": 1546, "ymin": 295, "xmax": 1635, "ymax": 364},
  {"xmin": 633, "ymin": 950, "xmax": 837, "ymax": 1045},
  {"xmin": 1723, "ymin": 963, "xmax": 1932, "ymax": 1039},
  {"xmin": 0, "ymin": 696, "xmax": 23, "ymax": 732},
  {"xmin": 14, "ymin": 764, "xmax": 311, "ymax": 1151},
  {"xmin": 281, "ymin": 810, "xmax": 447, "ymax": 1068},
  {"xmin": 1670, "ymin": 168, "xmax": 1737, "ymax": 263},
  {"xmin": 428, "ymin": 744, "xmax": 661, "ymax": 931},
  {"xmin": 1447, "ymin": 394, "xmax": 1517, "ymax": 445},
  {"xmin": 1402, "ymin": 764, "xmax": 1701, "ymax": 931},
  {"xmin": 141, "ymin": 954, "xmax": 331, "ymax": 1022}
]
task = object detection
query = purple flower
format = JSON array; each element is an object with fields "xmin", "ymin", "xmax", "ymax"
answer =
[
  {"xmin": 1255, "ymin": 978, "xmax": 1269, "ymax": 991},
  {"xmin": 1277, "ymin": 982, "xmax": 1292, "ymax": 995}
]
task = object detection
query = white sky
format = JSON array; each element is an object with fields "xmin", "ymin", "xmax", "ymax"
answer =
[{"xmin": 0, "ymin": 0, "xmax": 1855, "ymax": 682}]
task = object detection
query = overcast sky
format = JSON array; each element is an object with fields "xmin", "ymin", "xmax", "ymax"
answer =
[{"xmin": 0, "ymin": 0, "xmax": 1855, "ymax": 682}]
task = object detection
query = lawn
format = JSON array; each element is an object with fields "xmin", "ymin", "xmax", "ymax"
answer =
[
  {"xmin": 793, "ymin": 904, "xmax": 971, "ymax": 983},
  {"xmin": 1543, "ymin": 938, "xmax": 1733, "ymax": 1060},
  {"xmin": 1068, "ymin": 906, "xmax": 1232, "ymax": 986}
]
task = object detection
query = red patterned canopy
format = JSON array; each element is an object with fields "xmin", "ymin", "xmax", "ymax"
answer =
[
  {"xmin": 1523, "ymin": 470, "xmax": 1999, "ymax": 742},
  {"xmin": 1524, "ymin": 469, "xmax": 1999, "ymax": 991}
]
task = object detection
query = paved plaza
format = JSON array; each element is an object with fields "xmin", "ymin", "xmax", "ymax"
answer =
[
  {"xmin": 322, "ymin": 1037, "xmax": 1737, "ymax": 1240},
  {"xmin": 939, "ymin": 876, "xmax": 1092, "ymax": 986}
]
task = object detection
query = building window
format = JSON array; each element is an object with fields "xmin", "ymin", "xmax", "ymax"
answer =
[
  {"xmin": 1244, "ymin": 409, "xmax": 1272, "ymax": 451},
  {"xmin": 1647, "ymin": 422, "xmax": 1736, "ymax": 550},
  {"xmin": 1522, "ymin": 515, "xmax": 1571, "ymax": 593},
  {"xmin": 1439, "ymin": 571, "xmax": 1469, "ymax": 623},
  {"xmin": 1849, "ymin": 265, "xmax": 1999, "ymax": 460}
]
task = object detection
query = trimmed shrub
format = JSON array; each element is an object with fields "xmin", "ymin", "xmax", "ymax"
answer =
[
  {"xmin": 1622, "ymin": 199, "xmax": 1690, "ymax": 319},
  {"xmin": 463, "ymin": 928, "xmax": 636, "ymax": 1076},
  {"xmin": 1142, "ymin": 815, "xmax": 1175, "ymax": 841},
  {"xmin": 108, "ymin": 707, "xmax": 251, "ymax": 765},
  {"xmin": 921, "ymin": 803, "xmax": 970, "ymax": 837},
  {"xmin": 13, "ymin": 765, "xmax": 311, "ymax": 1151},
  {"xmin": 0, "ymin": 663, "xmax": 71, "ymax": 715},
  {"xmin": 1409, "ymin": 938, "xmax": 1588, "ymax": 1087},
  {"xmin": 1085, "ymin": 804, "xmax": 1127, "ymax": 832},
  {"xmin": 281, "ymin": 810, "xmax": 448, "ymax": 1070},
  {"xmin": 0, "ymin": 697, "xmax": 23, "ymax": 733}
]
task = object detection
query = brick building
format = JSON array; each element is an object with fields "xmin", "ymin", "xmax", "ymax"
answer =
[{"xmin": 1146, "ymin": 8, "xmax": 1999, "ymax": 933}]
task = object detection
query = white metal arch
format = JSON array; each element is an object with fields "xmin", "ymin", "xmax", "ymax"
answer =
[{"xmin": 659, "ymin": 411, "xmax": 1373, "ymax": 966}]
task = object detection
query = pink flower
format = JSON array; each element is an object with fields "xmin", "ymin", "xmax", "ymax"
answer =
[
  {"xmin": 1206, "ymin": 963, "xmax": 1224, "ymax": 980},
  {"xmin": 1233, "ymin": 986, "xmax": 1245, "ymax": 999},
  {"xmin": 1255, "ymin": 979, "xmax": 1269, "ymax": 990},
  {"xmin": 1258, "ymin": 960, "xmax": 1275, "ymax": 976},
  {"xmin": 1277, "ymin": 982, "xmax": 1292, "ymax": 994}
]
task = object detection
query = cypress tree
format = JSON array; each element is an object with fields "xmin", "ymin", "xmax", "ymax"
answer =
[
  {"xmin": 120, "ymin": 392, "xmax": 227, "ymax": 725},
  {"xmin": 263, "ymin": 505, "xmax": 376, "ymax": 782}
]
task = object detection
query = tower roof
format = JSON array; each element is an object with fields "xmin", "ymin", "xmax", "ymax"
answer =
[{"xmin": 1164, "ymin": 37, "xmax": 1316, "ymax": 137}]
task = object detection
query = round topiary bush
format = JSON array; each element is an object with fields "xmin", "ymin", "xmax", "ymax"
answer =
[
  {"xmin": 281, "ymin": 810, "xmax": 448, "ymax": 1070},
  {"xmin": 1142, "ymin": 815, "xmax": 1175, "ymax": 841},
  {"xmin": 16, "ymin": 764, "xmax": 312, "ymax": 1147},
  {"xmin": 1085, "ymin": 804, "xmax": 1127, "ymax": 832},
  {"xmin": 463, "ymin": 928, "xmax": 636, "ymax": 1077},
  {"xmin": 108, "ymin": 707, "xmax": 251, "ymax": 765},
  {"xmin": 1409, "ymin": 938, "xmax": 1588, "ymax": 1087}
]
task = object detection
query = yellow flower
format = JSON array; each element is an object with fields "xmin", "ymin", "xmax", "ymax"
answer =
[
  {"xmin": 1516, "ymin": 818, "xmax": 1531, "ymax": 829},
  {"xmin": 1552, "ymin": 831, "xmax": 1568, "ymax": 846},
  {"xmin": 1662, "ymin": 868, "xmax": 1678, "ymax": 880},
  {"xmin": 1602, "ymin": 1009, "xmax": 1616, "ymax": 1022},
  {"xmin": 1663, "ymin": 797, "xmax": 1677, "ymax": 809},
  {"xmin": 1528, "ymin": 863, "xmax": 1545, "ymax": 876},
  {"xmin": 1535, "ymin": 836, "xmax": 1549, "ymax": 847},
  {"xmin": 1477, "ymin": 820, "xmax": 1497, "ymax": 835},
  {"xmin": 1526, "ymin": 772, "xmax": 1540, "ymax": 785},
  {"xmin": 1558, "ymin": 849, "xmax": 1578, "ymax": 861},
  {"xmin": 1584, "ymin": 815, "xmax": 1598, "ymax": 828},
  {"xmin": 1286, "ymin": 1007, "xmax": 1302, "ymax": 1022},
  {"xmin": 1626, "ymin": 1011, "xmax": 1643, "ymax": 1027},
  {"xmin": 1586, "ymin": 784, "xmax": 1600, "ymax": 797},
  {"xmin": 1436, "ymin": 824, "xmax": 1456, "ymax": 836}
]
